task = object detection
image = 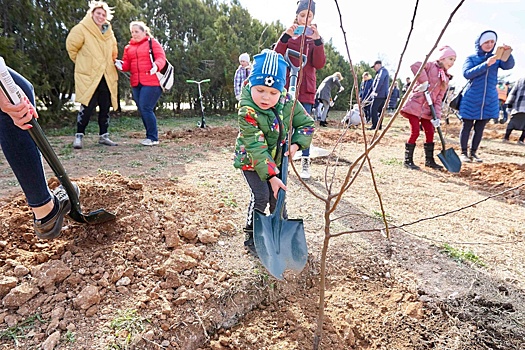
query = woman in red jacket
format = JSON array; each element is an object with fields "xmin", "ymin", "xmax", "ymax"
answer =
[{"xmin": 116, "ymin": 21, "xmax": 166, "ymax": 146}]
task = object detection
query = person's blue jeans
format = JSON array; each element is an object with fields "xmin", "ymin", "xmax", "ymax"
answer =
[
  {"xmin": 301, "ymin": 102, "xmax": 313, "ymax": 157},
  {"xmin": 499, "ymin": 100, "xmax": 508, "ymax": 122},
  {"xmin": 132, "ymin": 84, "xmax": 162, "ymax": 141},
  {"xmin": 0, "ymin": 68, "xmax": 52, "ymax": 207}
]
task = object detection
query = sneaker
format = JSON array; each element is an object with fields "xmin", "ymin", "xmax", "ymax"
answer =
[
  {"xmin": 244, "ymin": 238, "xmax": 258, "ymax": 258},
  {"xmin": 459, "ymin": 154, "xmax": 471, "ymax": 163},
  {"xmin": 33, "ymin": 185, "xmax": 74, "ymax": 240},
  {"xmin": 140, "ymin": 139, "xmax": 159, "ymax": 146},
  {"xmin": 300, "ymin": 157, "xmax": 311, "ymax": 179},
  {"xmin": 98, "ymin": 133, "xmax": 118, "ymax": 146},
  {"xmin": 471, "ymin": 153, "xmax": 483, "ymax": 163},
  {"xmin": 502, "ymin": 138, "xmax": 509, "ymax": 143},
  {"xmin": 73, "ymin": 133, "xmax": 83, "ymax": 149},
  {"xmin": 518, "ymin": 141, "xmax": 524, "ymax": 146}
]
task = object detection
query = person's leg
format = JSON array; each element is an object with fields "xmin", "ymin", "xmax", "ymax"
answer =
[
  {"xmin": 96, "ymin": 78, "xmax": 117, "ymax": 146},
  {"xmin": 136, "ymin": 85, "xmax": 162, "ymax": 142},
  {"xmin": 242, "ymin": 170, "xmax": 271, "ymax": 256},
  {"xmin": 500, "ymin": 100, "xmax": 508, "ymax": 123},
  {"xmin": 376, "ymin": 98, "xmax": 386, "ymax": 129},
  {"xmin": 519, "ymin": 130, "xmax": 525, "ymax": 143},
  {"xmin": 370, "ymin": 98, "xmax": 386, "ymax": 129},
  {"xmin": 421, "ymin": 118, "xmax": 442, "ymax": 169},
  {"xmin": 73, "ymin": 83, "xmax": 100, "ymax": 149},
  {"xmin": 404, "ymin": 113, "xmax": 420, "ymax": 170},
  {"xmin": 459, "ymin": 119, "xmax": 474, "ymax": 160},
  {"xmin": 319, "ymin": 99, "xmax": 330, "ymax": 124},
  {"xmin": 0, "ymin": 68, "xmax": 72, "ymax": 239},
  {"xmin": 300, "ymin": 102, "xmax": 313, "ymax": 178},
  {"xmin": 470, "ymin": 119, "xmax": 489, "ymax": 162}
]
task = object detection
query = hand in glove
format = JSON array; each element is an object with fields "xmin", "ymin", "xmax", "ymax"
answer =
[
  {"xmin": 150, "ymin": 64, "xmax": 158, "ymax": 75},
  {"xmin": 114, "ymin": 60, "xmax": 123, "ymax": 70},
  {"xmin": 339, "ymin": 86, "xmax": 345, "ymax": 93},
  {"xmin": 415, "ymin": 81, "xmax": 429, "ymax": 92},
  {"xmin": 371, "ymin": 91, "xmax": 377, "ymax": 97},
  {"xmin": 329, "ymin": 100, "xmax": 335, "ymax": 107},
  {"xmin": 431, "ymin": 118, "xmax": 440, "ymax": 128}
]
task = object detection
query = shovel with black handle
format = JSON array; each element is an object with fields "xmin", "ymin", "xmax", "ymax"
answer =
[
  {"xmin": 0, "ymin": 58, "xmax": 116, "ymax": 224},
  {"xmin": 424, "ymin": 90, "xmax": 462, "ymax": 173}
]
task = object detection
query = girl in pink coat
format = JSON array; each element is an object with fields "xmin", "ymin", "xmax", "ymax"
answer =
[{"xmin": 400, "ymin": 46, "xmax": 456, "ymax": 170}]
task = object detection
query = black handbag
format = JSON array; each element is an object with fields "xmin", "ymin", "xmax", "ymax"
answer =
[{"xmin": 449, "ymin": 81, "xmax": 470, "ymax": 111}]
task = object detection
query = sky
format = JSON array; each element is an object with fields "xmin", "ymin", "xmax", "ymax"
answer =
[{"xmin": 232, "ymin": 0, "xmax": 524, "ymax": 88}]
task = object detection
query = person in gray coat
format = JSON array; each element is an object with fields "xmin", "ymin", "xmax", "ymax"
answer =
[
  {"xmin": 315, "ymin": 72, "xmax": 344, "ymax": 127},
  {"xmin": 503, "ymin": 77, "xmax": 525, "ymax": 144}
]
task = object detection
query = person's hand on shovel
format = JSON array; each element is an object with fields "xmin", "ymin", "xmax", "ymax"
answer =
[
  {"xmin": 269, "ymin": 177, "xmax": 287, "ymax": 199},
  {"xmin": 286, "ymin": 143, "xmax": 300, "ymax": 160},
  {"xmin": 0, "ymin": 90, "xmax": 36, "ymax": 130}
]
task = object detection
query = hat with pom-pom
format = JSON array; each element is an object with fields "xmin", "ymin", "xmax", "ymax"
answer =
[
  {"xmin": 248, "ymin": 50, "xmax": 289, "ymax": 92},
  {"xmin": 437, "ymin": 46, "xmax": 456, "ymax": 60}
]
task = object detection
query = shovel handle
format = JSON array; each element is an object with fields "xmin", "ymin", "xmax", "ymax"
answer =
[{"xmin": 424, "ymin": 91, "xmax": 447, "ymax": 151}]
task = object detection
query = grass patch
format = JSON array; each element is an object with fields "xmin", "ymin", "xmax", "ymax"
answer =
[
  {"xmin": 108, "ymin": 309, "xmax": 149, "ymax": 349},
  {"xmin": 0, "ymin": 314, "xmax": 47, "ymax": 346},
  {"xmin": 441, "ymin": 243, "xmax": 486, "ymax": 267},
  {"xmin": 372, "ymin": 210, "xmax": 392, "ymax": 221},
  {"xmin": 380, "ymin": 158, "xmax": 403, "ymax": 166}
]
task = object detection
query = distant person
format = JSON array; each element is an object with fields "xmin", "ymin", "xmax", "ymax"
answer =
[
  {"xmin": 66, "ymin": 0, "xmax": 119, "ymax": 149},
  {"xmin": 274, "ymin": 0, "xmax": 325, "ymax": 179},
  {"xmin": 234, "ymin": 53, "xmax": 251, "ymax": 101},
  {"xmin": 0, "ymin": 67, "xmax": 74, "ymax": 240},
  {"xmin": 400, "ymin": 46, "xmax": 457, "ymax": 170},
  {"xmin": 402, "ymin": 76, "xmax": 411, "ymax": 95},
  {"xmin": 503, "ymin": 77, "xmax": 525, "ymax": 145},
  {"xmin": 458, "ymin": 30, "xmax": 514, "ymax": 162},
  {"xmin": 359, "ymin": 72, "xmax": 373, "ymax": 123},
  {"xmin": 315, "ymin": 72, "xmax": 344, "ymax": 127},
  {"xmin": 388, "ymin": 81, "xmax": 400, "ymax": 112},
  {"xmin": 496, "ymin": 81, "xmax": 510, "ymax": 124},
  {"xmin": 116, "ymin": 21, "xmax": 166, "ymax": 146},
  {"xmin": 233, "ymin": 50, "xmax": 314, "ymax": 257},
  {"xmin": 369, "ymin": 60, "xmax": 389, "ymax": 130}
]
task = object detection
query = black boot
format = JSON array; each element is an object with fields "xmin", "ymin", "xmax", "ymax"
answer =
[
  {"xmin": 243, "ymin": 227, "xmax": 258, "ymax": 257},
  {"xmin": 424, "ymin": 142, "xmax": 443, "ymax": 170},
  {"xmin": 404, "ymin": 143, "xmax": 420, "ymax": 170}
]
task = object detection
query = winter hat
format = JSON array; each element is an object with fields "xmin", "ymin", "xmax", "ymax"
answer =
[
  {"xmin": 248, "ymin": 49, "xmax": 289, "ymax": 92},
  {"xmin": 296, "ymin": 0, "xmax": 315, "ymax": 15},
  {"xmin": 239, "ymin": 53, "xmax": 250, "ymax": 63},
  {"xmin": 437, "ymin": 46, "xmax": 456, "ymax": 60},
  {"xmin": 479, "ymin": 31, "xmax": 497, "ymax": 45}
]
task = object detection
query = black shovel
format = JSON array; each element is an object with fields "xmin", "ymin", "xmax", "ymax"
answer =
[
  {"xmin": 0, "ymin": 64, "xmax": 116, "ymax": 224},
  {"xmin": 424, "ymin": 91, "xmax": 462, "ymax": 173},
  {"xmin": 253, "ymin": 144, "xmax": 308, "ymax": 280}
]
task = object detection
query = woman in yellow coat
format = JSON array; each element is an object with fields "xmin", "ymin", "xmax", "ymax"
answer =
[{"xmin": 66, "ymin": 1, "xmax": 119, "ymax": 149}]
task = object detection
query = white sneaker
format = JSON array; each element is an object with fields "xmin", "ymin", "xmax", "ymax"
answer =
[
  {"xmin": 471, "ymin": 153, "xmax": 483, "ymax": 163},
  {"xmin": 459, "ymin": 154, "xmax": 471, "ymax": 163},
  {"xmin": 140, "ymin": 139, "xmax": 159, "ymax": 146},
  {"xmin": 300, "ymin": 157, "xmax": 311, "ymax": 179}
]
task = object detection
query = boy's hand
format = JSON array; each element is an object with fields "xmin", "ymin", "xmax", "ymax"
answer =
[
  {"xmin": 269, "ymin": 176, "xmax": 287, "ymax": 199},
  {"xmin": 286, "ymin": 143, "xmax": 300, "ymax": 160}
]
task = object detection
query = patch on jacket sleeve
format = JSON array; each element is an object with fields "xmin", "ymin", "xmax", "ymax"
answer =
[
  {"xmin": 266, "ymin": 159, "xmax": 279, "ymax": 177},
  {"xmin": 297, "ymin": 126, "xmax": 315, "ymax": 135}
]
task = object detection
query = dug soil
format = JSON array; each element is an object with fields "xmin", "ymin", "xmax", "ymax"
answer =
[{"xmin": 0, "ymin": 112, "xmax": 524, "ymax": 349}]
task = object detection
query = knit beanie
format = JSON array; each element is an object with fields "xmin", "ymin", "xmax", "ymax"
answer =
[
  {"xmin": 248, "ymin": 50, "xmax": 289, "ymax": 93},
  {"xmin": 239, "ymin": 53, "xmax": 250, "ymax": 63},
  {"xmin": 479, "ymin": 31, "xmax": 497, "ymax": 45},
  {"xmin": 296, "ymin": 0, "xmax": 315, "ymax": 15},
  {"xmin": 437, "ymin": 46, "xmax": 456, "ymax": 61}
]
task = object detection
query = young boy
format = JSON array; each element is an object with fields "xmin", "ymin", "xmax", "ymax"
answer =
[
  {"xmin": 234, "ymin": 53, "xmax": 251, "ymax": 101},
  {"xmin": 233, "ymin": 49, "xmax": 314, "ymax": 256}
]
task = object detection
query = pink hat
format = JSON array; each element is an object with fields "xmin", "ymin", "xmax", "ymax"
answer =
[{"xmin": 437, "ymin": 46, "xmax": 456, "ymax": 60}]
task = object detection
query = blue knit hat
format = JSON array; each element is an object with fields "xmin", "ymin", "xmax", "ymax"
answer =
[{"xmin": 248, "ymin": 50, "xmax": 289, "ymax": 92}]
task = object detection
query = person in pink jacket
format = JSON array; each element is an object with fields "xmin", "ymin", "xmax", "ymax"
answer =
[
  {"xmin": 400, "ymin": 46, "xmax": 457, "ymax": 170},
  {"xmin": 274, "ymin": 0, "xmax": 325, "ymax": 179},
  {"xmin": 116, "ymin": 21, "xmax": 166, "ymax": 146}
]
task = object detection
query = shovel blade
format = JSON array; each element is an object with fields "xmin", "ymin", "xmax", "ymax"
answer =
[
  {"xmin": 437, "ymin": 148, "xmax": 462, "ymax": 173},
  {"xmin": 253, "ymin": 211, "xmax": 307, "ymax": 280},
  {"xmin": 68, "ymin": 208, "xmax": 116, "ymax": 225}
]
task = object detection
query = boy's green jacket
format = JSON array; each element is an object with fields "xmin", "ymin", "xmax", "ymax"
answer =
[{"xmin": 233, "ymin": 84, "xmax": 315, "ymax": 181}]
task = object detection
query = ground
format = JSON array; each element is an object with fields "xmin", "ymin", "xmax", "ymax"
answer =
[{"xmin": 0, "ymin": 112, "xmax": 524, "ymax": 350}]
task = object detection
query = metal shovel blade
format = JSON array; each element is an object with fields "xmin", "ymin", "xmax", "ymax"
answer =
[
  {"xmin": 437, "ymin": 148, "xmax": 461, "ymax": 173},
  {"xmin": 253, "ymin": 154, "xmax": 308, "ymax": 280},
  {"xmin": 425, "ymin": 91, "xmax": 462, "ymax": 173},
  {"xmin": 28, "ymin": 119, "xmax": 116, "ymax": 224}
]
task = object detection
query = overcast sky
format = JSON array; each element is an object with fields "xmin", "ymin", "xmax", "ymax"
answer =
[{"xmin": 232, "ymin": 0, "xmax": 524, "ymax": 87}]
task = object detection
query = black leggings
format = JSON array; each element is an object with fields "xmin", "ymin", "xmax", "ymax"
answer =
[
  {"xmin": 76, "ymin": 77, "xmax": 111, "ymax": 135},
  {"xmin": 460, "ymin": 119, "xmax": 489, "ymax": 154}
]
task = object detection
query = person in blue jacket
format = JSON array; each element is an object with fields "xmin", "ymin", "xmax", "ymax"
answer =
[
  {"xmin": 369, "ymin": 60, "xmax": 389, "ymax": 130},
  {"xmin": 458, "ymin": 30, "xmax": 514, "ymax": 162},
  {"xmin": 359, "ymin": 72, "xmax": 373, "ymax": 122}
]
